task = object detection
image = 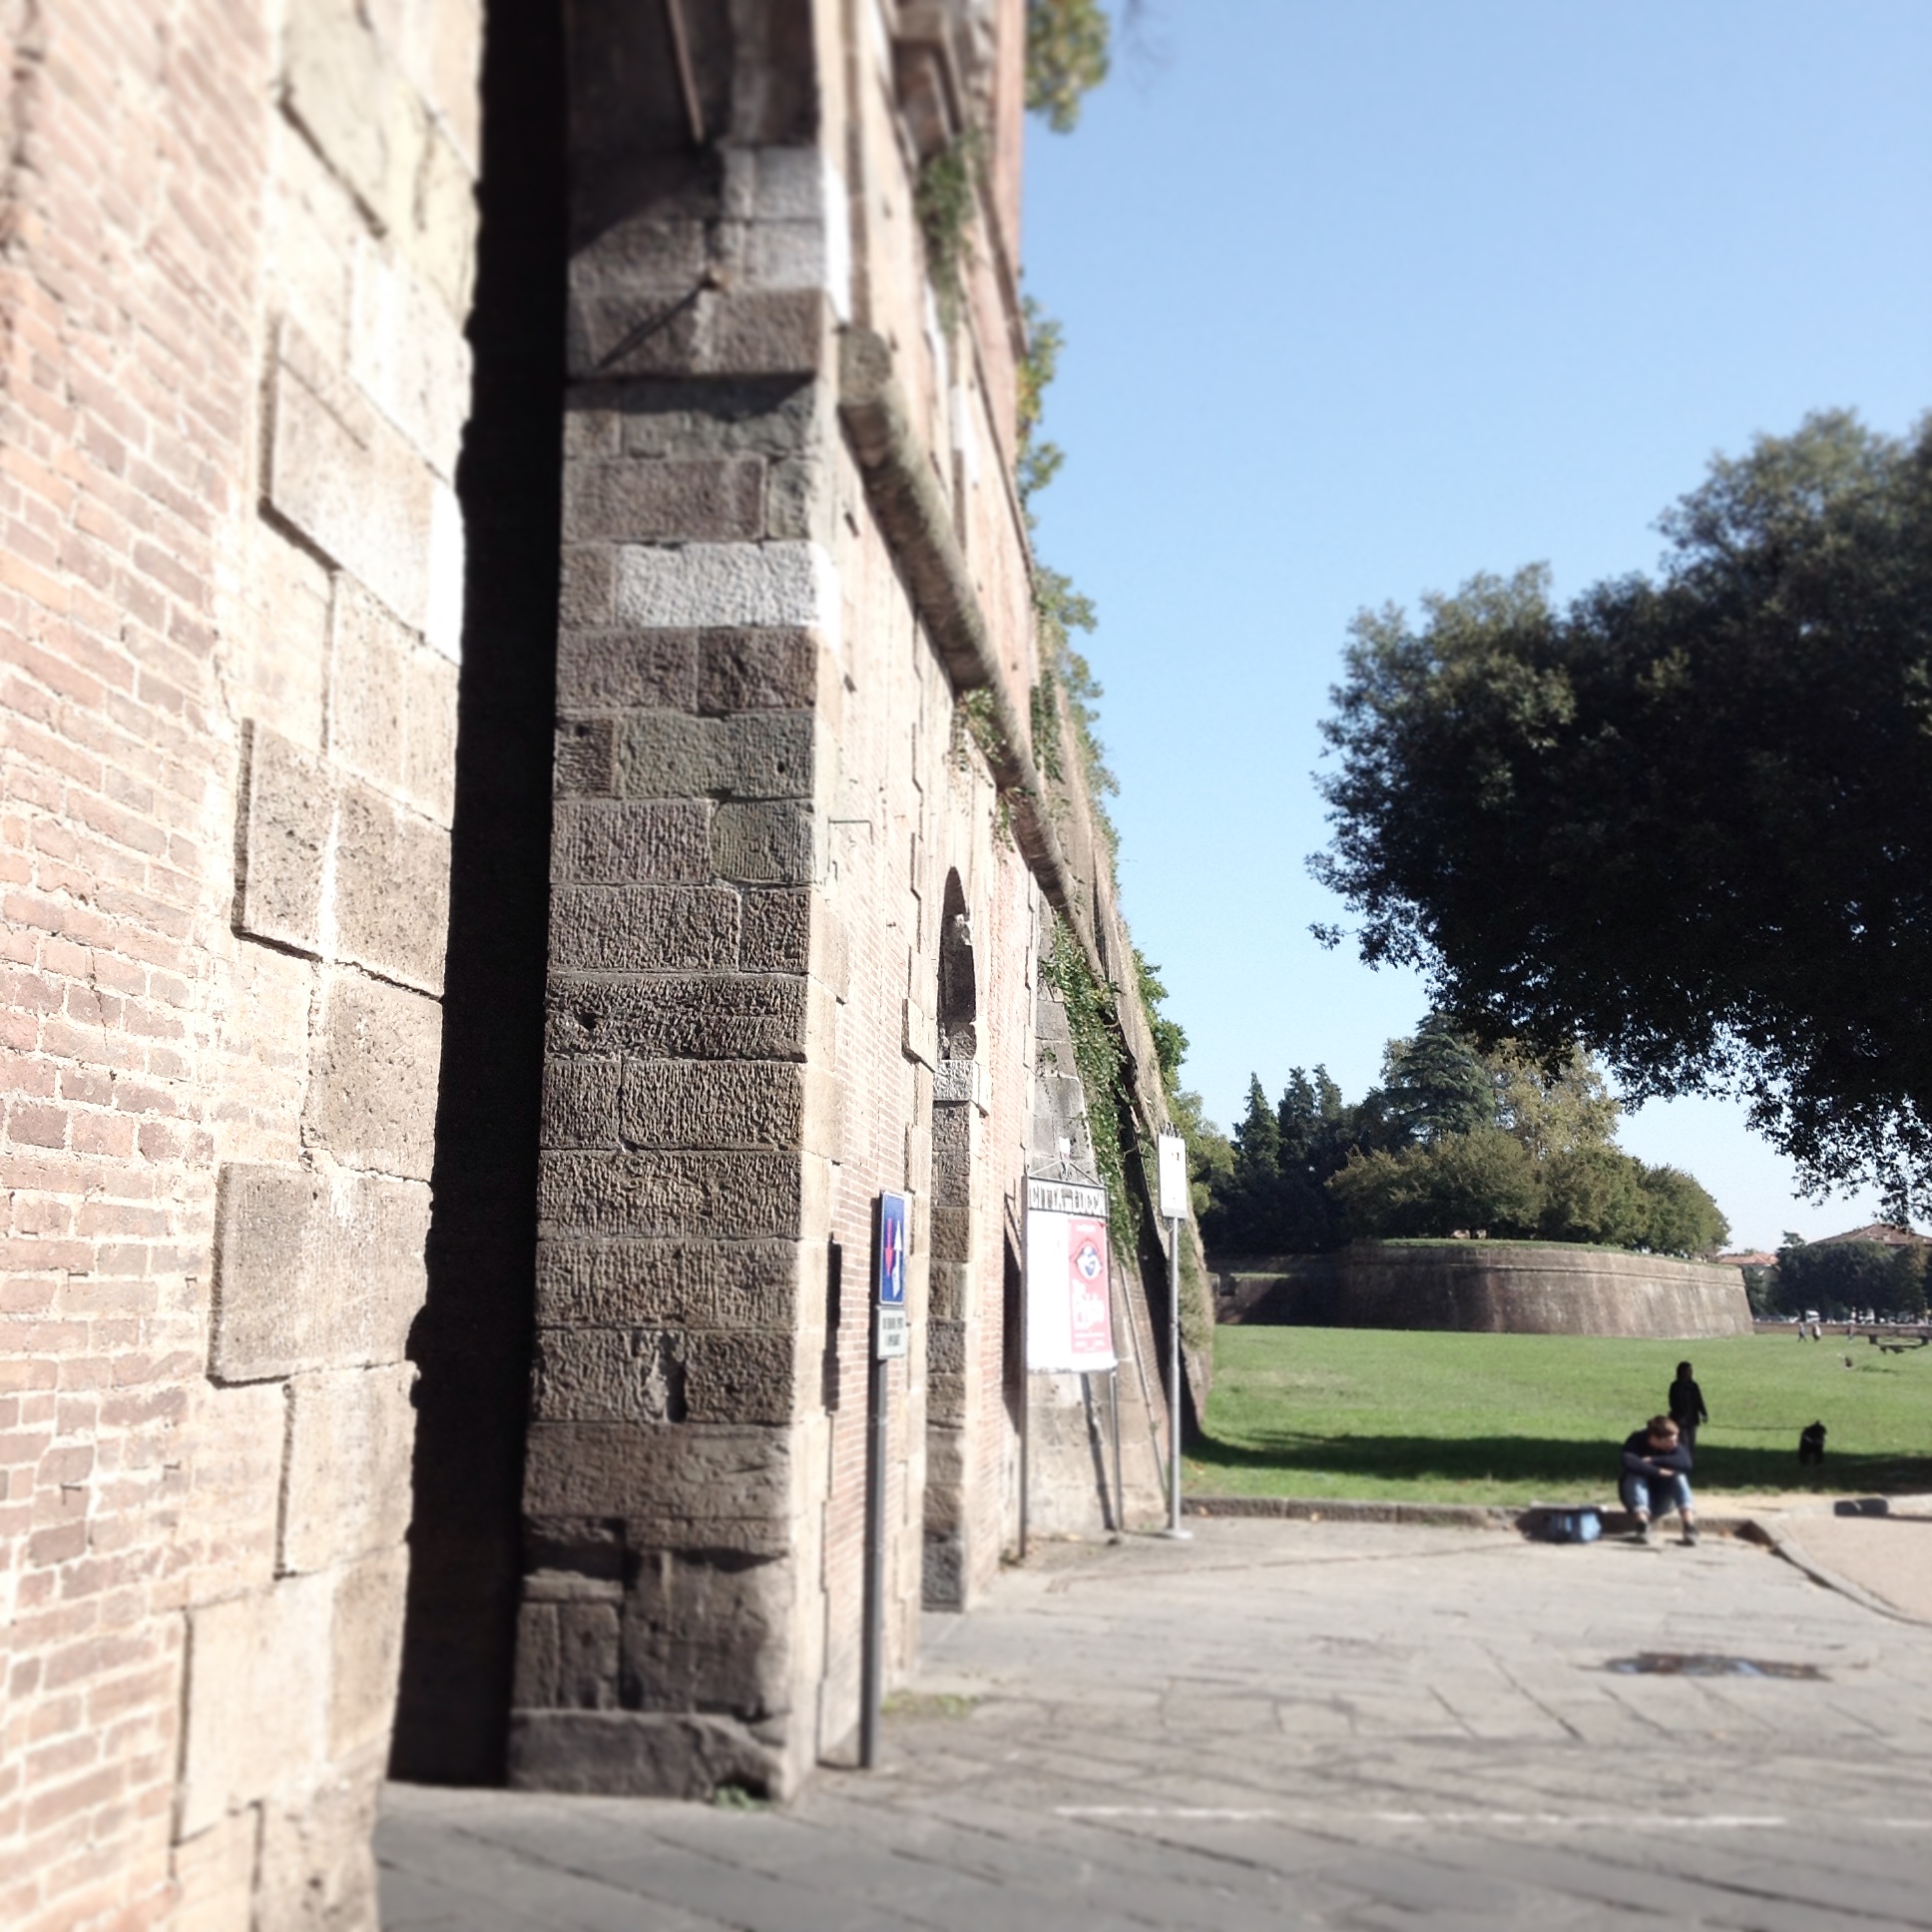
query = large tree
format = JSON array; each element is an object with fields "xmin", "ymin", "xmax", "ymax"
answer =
[{"xmin": 1313, "ymin": 411, "xmax": 1932, "ymax": 1212}]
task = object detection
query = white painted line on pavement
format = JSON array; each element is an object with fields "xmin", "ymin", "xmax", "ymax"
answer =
[{"xmin": 1056, "ymin": 1806, "xmax": 1923, "ymax": 1830}]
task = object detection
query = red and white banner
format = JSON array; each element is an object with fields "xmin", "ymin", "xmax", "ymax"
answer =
[{"xmin": 1024, "ymin": 1179, "xmax": 1118, "ymax": 1371}]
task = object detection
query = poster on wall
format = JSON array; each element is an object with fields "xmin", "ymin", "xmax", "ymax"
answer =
[{"xmin": 1024, "ymin": 1176, "xmax": 1118, "ymax": 1372}]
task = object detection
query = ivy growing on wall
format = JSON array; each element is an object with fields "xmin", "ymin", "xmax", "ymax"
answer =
[
  {"xmin": 1041, "ymin": 916, "xmax": 1142, "ymax": 1253},
  {"xmin": 915, "ymin": 127, "xmax": 985, "ymax": 336}
]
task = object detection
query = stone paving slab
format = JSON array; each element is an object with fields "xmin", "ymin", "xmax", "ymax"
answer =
[{"xmin": 380, "ymin": 1519, "xmax": 1932, "ymax": 1929}]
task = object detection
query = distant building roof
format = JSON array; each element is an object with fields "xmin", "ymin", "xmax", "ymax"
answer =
[
  {"xmin": 1810, "ymin": 1222, "xmax": 1931, "ymax": 1248},
  {"xmin": 1717, "ymin": 1250, "xmax": 1778, "ymax": 1269}
]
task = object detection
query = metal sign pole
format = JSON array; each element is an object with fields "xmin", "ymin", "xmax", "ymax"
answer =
[
  {"xmin": 1155, "ymin": 1132, "xmax": 1192, "ymax": 1542},
  {"xmin": 1163, "ymin": 1212, "xmax": 1190, "ymax": 1538},
  {"xmin": 860, "ymin": 1191, "xmax": 909, "ymax": 1769},
  {"xmin": 859, "ymin": 1309, "xmax": 885, "ymax": 1768}
]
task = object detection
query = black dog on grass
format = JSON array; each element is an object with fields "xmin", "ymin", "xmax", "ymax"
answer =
[{"xmin": 1798, "ymin": 1421, "xmax": 1827, "ymax": 1465}]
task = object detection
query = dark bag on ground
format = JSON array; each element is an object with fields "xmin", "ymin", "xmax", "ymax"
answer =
[{"xmin": 1540, "ymin": 1507, "xmax": 1603, "ymax": 1543}]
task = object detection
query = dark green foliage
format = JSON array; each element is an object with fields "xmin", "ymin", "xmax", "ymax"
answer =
[
  {"xmin": 1040, "ymin": 917, "xmax": 1138, "ymax": 1258},
  {"xmin": 914, "ymin": 128, "xmax": 984, "ymax": 334},
  {"xmin": 1205, "ymin": 1017, "xmax": 1727, "ymax": 1255},
  {"xmin": 1135, "ymin": 952, "xmax": 1188, "ymax": 1095},
  {"xmin": 1380, "ymin": 1014, "xmax": 1493, "ymax": 1145},
  {"xmin": 1025, "ymin": 0, "xmax": 1110, "ymax": 133},
  {"xmin": 1016, "ymin": 295, "xmax": 1066, "ymax": 512},
  {"xmin": 1314, "ymin": 411, "xmax": 1932, "ymax": 1213},
  {"xmin": 1199, "ymin": 1068, "xmax": 1366, "ymax": 1254},
  {"xmin": 1330, "ymin": 1126, "xmax": 1544, "ymax": 1240},
  {"xmin": 1769, "ymin": 1238, "xmax": 1931, "ymax": 1320}
]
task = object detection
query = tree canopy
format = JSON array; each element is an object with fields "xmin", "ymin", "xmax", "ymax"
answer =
[
  {"xmin": 1313, "ymin": 412, "xmax": 1932, "ymax": 1213},
  {"xmin": 1199, "ymin": 1018, "xmax": 1727, "ymax": 1257}
]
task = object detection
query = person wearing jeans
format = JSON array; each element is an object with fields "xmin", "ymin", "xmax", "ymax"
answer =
[{"xmin": 1621, "ymin": 1415, "xmax": 1698, "ymax": 1546}]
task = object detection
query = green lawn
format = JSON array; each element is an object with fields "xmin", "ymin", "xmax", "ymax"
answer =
[{"xmin": 1188, "ymin": 1326, "xmax": 1932, "ymax": 1505}]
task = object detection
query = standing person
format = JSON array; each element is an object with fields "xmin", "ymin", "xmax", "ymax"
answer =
[
  {"xmin": 1668, "ymin": 1360, "xmax": 1707, "ymax": 1450},
  {"xmin": 1620, "ymin": 1415, "xmax": 1698, "ymax": 1546}
]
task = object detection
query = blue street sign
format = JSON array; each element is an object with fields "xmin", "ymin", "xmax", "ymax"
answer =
[{"xmin": 876, "ymin": 1192, "xmax": 908, "ymax": 1305}]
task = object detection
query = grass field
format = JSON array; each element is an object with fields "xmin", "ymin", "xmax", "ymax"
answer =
[{"xmin": 1188, "ymin": 1326, "xmax": 1932, "ymax": 1505}]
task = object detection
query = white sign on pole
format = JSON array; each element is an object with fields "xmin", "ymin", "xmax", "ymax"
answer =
[
  {"xmin": 1024, "ymin": 1176, "xmax": 1117, "ymax": 1371},
  {"xmin": 876, "ymin": 1306, "xmax": 909, "ymax": 1359},
  {"xmin": 1157, "ymin": 1131, "xmax": 1189, "ymax": 1222}
]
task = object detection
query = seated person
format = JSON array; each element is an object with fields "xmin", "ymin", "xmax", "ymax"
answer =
[{"xmin": 1621, "ymin": 1414, "xmax": 1698, "ymax": 1546}]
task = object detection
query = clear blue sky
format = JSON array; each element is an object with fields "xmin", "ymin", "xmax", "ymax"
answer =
[{"xmin": 1020, "ymin": 0, "xmax": 1932, "ymax": 1252}]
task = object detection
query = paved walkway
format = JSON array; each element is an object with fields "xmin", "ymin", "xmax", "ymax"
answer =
[{"xmin": 379, "ymin": 1518, "xmax": 1932, "ymax": 1929}]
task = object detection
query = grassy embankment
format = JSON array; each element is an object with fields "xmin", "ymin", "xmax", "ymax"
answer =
[{"xmin": 1190, "ymin": 1326, "xmax": 1932, "ymax": 1506}]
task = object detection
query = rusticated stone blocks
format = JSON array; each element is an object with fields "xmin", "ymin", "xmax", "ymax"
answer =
[
  {"xmin": 212, "ymin": 1164, "xmax": 429, "ymax": 1382},
  {"xmin": 281, "ymin": 1365, "xmax": 419, "ymax": 1573}
]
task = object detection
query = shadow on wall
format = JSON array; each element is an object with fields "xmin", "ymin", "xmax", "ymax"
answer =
[{"xmin": 389, "ymin": 0, "xmax": 567, "ymax": 1785}]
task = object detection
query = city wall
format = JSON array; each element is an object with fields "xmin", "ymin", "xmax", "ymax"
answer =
[
  {"xmin": 0, "ymin": 2, "xmax": 1202, "ymax": 1925},
  {"xmin": 1212, "ymin": 1244, "xmax": 1755, "ymax": 1338}
]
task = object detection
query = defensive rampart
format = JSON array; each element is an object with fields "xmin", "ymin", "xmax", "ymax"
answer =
[{"xmin": 1212, "ymin": 1243, "xmax": 1754, "ymax": 1338}]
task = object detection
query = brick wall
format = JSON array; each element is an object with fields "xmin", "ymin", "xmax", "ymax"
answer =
[{"xmin": 0, "ymin": 1, "xmax": 477, "ymax": 1924}]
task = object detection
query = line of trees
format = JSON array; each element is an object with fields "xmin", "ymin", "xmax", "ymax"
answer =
[
  {"xmin": 1194, "ymin": 1015, "xmax": 1728, "ymax": 1257},
  {"xmin": 1749, "ymin": 1237, "xmax": 1931, "ymax": 1321}
]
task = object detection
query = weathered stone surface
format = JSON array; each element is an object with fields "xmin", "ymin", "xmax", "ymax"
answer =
[
  {"xmin": 697, "ymin": 628, "xmax": 818, "ymax": 714},
  {"xmin": 612, "ymin": 378, "xmax": 821, "ymax": 462},
  {"xmin": 533, "ymin": 1237, "xmax": 800, "ymax": 1329},
  {"xmin": 547, "ymin": 884, "xmax": 740, "ymax": 972},
  {"xmin": 521, "ymin": 1424, "xmax": 796, "ymax": 1561},
  {"xmin": 565, "ymin": 458, "xmax": 766, "ymax": 542},
  {"xmin": 328, "ymin": 1545, "xmax": 411, "ymax": 1758},
  {"xmin": 170, "ymin": 1806, "xmax": 257, "ymax": 1932},
  {"xmin": 403, "ymin": 645, "xmax": 459, "ymax": 823},
  {"xmin": 932, "ymin": 1058, "xmax": 985, "ymax": 1108},
  {"xmin": 552, "ymin": 717, "xmax": 617, "ymax": 795},
  {"xmin": 545, "ymin": 974, "xmax": 807, "ymax": 1061},
  {"xmin": 712, "ymin": 800, "xmax": 813, "ymax": 883},
  {"xmin": 334, "ymin": 777, "xmax": 451, "ymax": 992},
  {"xmin": 622, "ymin": 1548, "xmax": 794, "ymax": 1716},
  {"xmin": 531, "ymin": 1327, "xmax": 689, "ymax": 1424},
  {"xmin": 539, "ymin": 1056, "xmax": 620, "ymax": 1149},
  {"xmin": 618, "ymin": 711, "xmax": 812, "ymax": 800},
  {"xmin": 348, "ymin": 237, "xmax": 474, "ymax": 480},
  {"xmin": 213, "ymin": 1165, "xmax": 429, "ymax": 1380},
  {"xmin": 282, "ymin": 0, "xmax": 422, "ymax": 241},
  {"xmin": 551, "ymin": 798, "xmax": 712, "ymax": 883},
  {"xmin": 614, "ymin": 541, "xmax": 834, "ymax": 632},
  {"xmin": 237, "ymin": 724, "xmax": 331, "ymax": 954},
  {"xmin": 536, "ymin": 1150, "xmax": 802, "ymax": 1238},
  {"xmin": 927, "ymin": 1205, "xmax": 971, "ymax": 1265},
  {"xmin": 304, "ymin": 971, "xmax": 442, "ymax": 1178},
  {"xmin": 559, "ymin": 545, "xmax": 618, "ymax": 629},
  {"xmin": 254, "ymin": 1757, "xmax": 382, "ymax": 1932},
  {"xmin": 618, "ymin": 1060, "xmax": 804, "ymax": 1150},
  {"xmin": 705, "ymin": 287, "xmax": 830, "ymax": 376},
  {"xmin": 506, "ymin": 1709, "xmax": 783, "ymax": 1800},
  {"xmin": 281, "ymin": 1365, "xmax": 417, "ymax": 1573},
  {"xmin": 531, "ymin": 1327, "xmax": 795, "ymax": 1426},
  {"xmin": 327, "ymin": 576, "xmax": 410, "ymax": 792},
  {"xmin": 738, "ymin": 889, "xmax": 810, "ymax": 973},
  {"xmin": 514, "ymin": 1598, "xmax": 623, "ymax": 1708},
  {"xmin": 180, "ymin": 1574, "xmax": 332, "ymax": 1835},
  {"xmin": 682, "ymin": 1328, "xmax": 798, "ymax": 1424},
  {"xmin": 557, "ymin": 629, "xmax": 700, "ymax": 711},
  {"xmin": 266, "ymin": 322, "xmax": 437, "ymax": 636},
  {"xmin": 902, "ymin": 996, "xmax": 937, "ymax": 1069}
]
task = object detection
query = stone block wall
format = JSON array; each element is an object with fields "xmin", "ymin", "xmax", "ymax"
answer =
[
  {"xmin": 1211, "ymin": 1244, "xmax": 1755, "ymax": 1337},
  {"xmin": 0, "ymin": 1, "xmax": 476, "ymax": 1925}
]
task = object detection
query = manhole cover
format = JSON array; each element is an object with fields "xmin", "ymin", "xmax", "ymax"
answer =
[{"xmin": 1603, "ymin": 1652, "xmax": 1825, "ymax": 1680}]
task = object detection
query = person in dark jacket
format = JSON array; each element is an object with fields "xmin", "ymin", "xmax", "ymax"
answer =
[
  {"xmin": 1621, "ymin": 1414, "xmax": 1698, "ymax": 1546},
  {"xmin": 1667, "ymin": 1361, "xmax": 1707, "ymax": 1449}
]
